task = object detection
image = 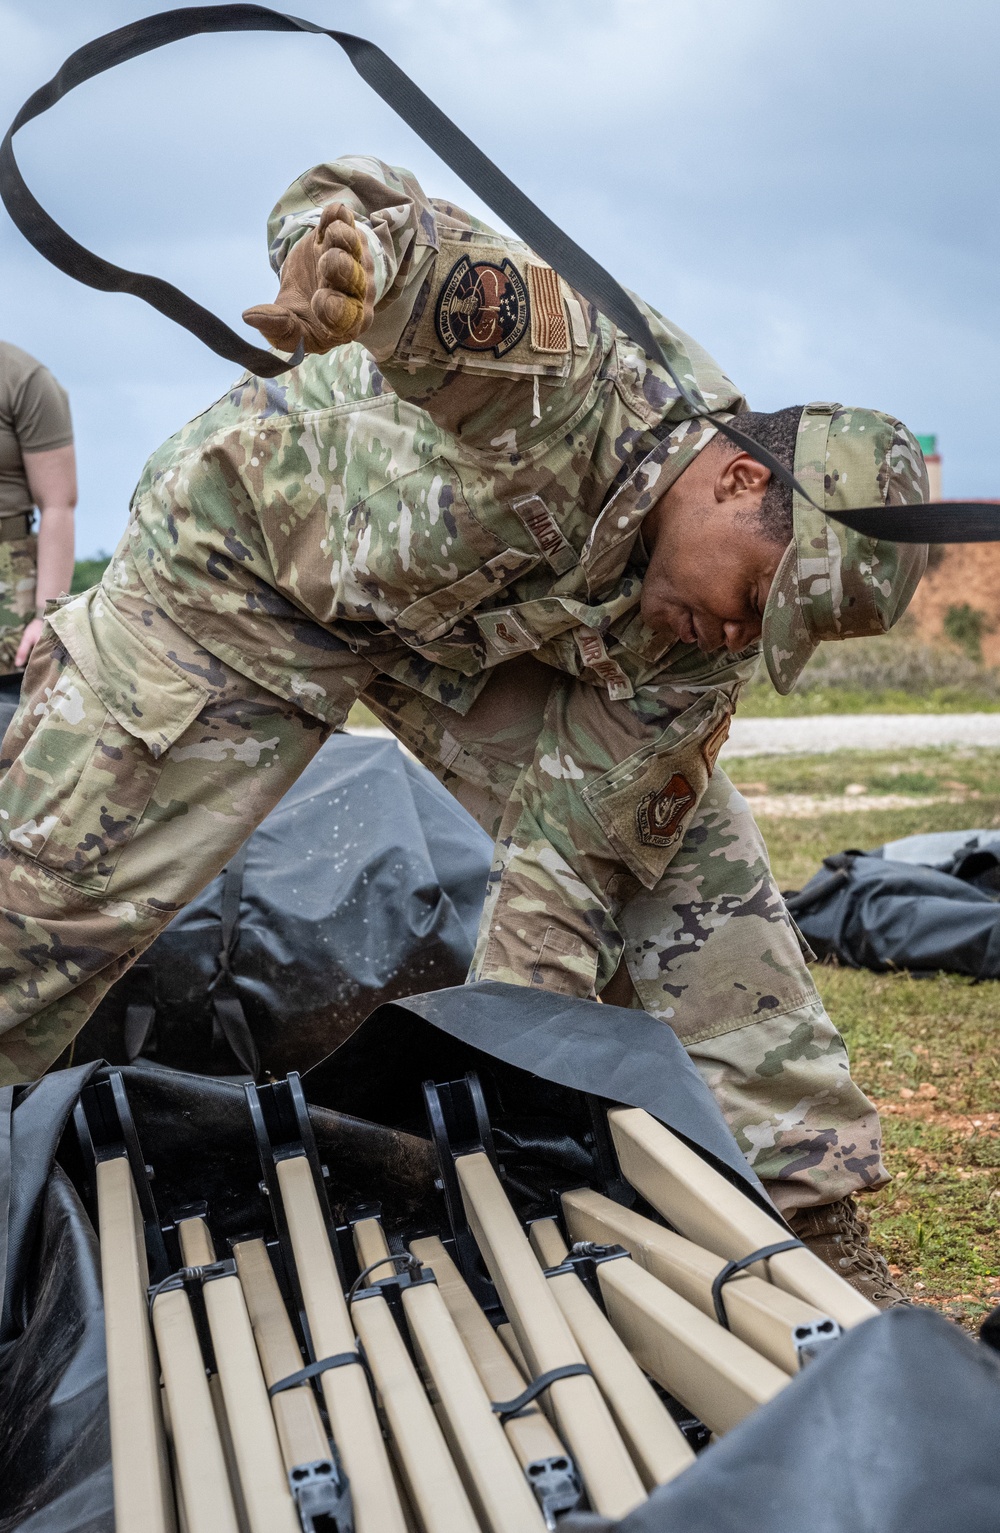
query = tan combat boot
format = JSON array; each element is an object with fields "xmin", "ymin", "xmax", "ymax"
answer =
[{"xmin": 788, "ymin": 1196, "xmax": 907, "ymax": 1309}]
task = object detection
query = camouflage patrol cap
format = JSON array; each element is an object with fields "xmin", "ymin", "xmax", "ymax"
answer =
[{"xmin": 761, "ymin": 402, "xmax": 929, "ymax": 695}]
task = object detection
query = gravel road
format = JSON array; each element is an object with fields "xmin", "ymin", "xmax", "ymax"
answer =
[
  {"xmin": 351, "ymin": 713, "xmax": 1000, "ymax": 759},
  {"xmin": 722, "ymin": 713, "xmax": 1000, "ymax": 758}
]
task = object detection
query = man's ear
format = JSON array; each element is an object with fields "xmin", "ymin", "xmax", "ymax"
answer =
[{"xmin": 716, "ymin": 451, "xmax": 771, "ymax": 502}]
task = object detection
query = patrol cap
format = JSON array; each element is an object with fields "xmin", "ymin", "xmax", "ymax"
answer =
[{"xmin": 761, "ymin": 402, "xmax": 929, "ymax": 695}]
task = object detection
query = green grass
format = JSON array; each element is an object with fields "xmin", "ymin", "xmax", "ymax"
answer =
[
  {"xmin": 813, "ymin": 968, "xmax": 1000, "ymax": 1324},
  {"xmin": 739, "ymin": 624, "xmax": 1000, "ymax": 715},
  {"xmin": 71, "ymin": 554, "xmax": 111, "ymax": 594},
  {"xmin": 738, "ymin": 745, "xmax": 1000, "ymax": 1323}
]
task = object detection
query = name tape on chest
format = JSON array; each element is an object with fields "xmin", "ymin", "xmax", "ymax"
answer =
[
  {"xmin": 573, "ymin": 628, "xmax": 634, "ymax": 701},
  {"xmin": 510, "ymin": 494, "xmax": 578, "ymax": 575}
]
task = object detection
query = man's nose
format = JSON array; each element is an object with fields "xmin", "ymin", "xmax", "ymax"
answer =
[{"xmin": 723, "ymin": 618, "xmax": 762, "ymax": 651}]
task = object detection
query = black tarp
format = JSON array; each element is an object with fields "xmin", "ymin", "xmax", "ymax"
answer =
[
  {"xmin": 74, "ymin": 732, "xmax": 493, "ymax": 1076},
  {"xmin": 787, "ymin": 829, "xmax": 1000, "ymax": 977},
  {"xmin": 596, "ymin": 1306, "xmax": 1000, "ymax": 1533}
]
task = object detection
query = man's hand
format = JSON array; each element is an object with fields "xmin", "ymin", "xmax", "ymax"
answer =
[
  {"xmin": 243, "ymin": 203, "xmax": 376, "ymax": 356},
  {"xmin": 15, "ymin": 618, "xmax": 44, "ymax": 670}
]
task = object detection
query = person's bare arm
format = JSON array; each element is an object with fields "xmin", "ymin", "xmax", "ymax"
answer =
[{"xmin": 18, "ymin": 443, "xmax": 77, "ymax": 667}]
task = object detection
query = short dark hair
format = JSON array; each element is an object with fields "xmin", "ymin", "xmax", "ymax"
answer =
[{"xmin": 716, "ymin": 405, "xmax": 804, "ymax": 546}]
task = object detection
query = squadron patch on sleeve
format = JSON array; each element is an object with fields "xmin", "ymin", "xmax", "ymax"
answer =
[
  {"xmin": 435, "ymin": 256, "xmax": 530, "ymax": 357},
  {"xmin": 635, "ymin": 774, "xmax": 697, "ymax": 847}
]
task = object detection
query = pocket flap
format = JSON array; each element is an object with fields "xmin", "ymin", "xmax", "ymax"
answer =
[
  {"xmin": 394, "ymin": 548, "xmax": 539, "ymax": 643},
  {"xmin": 47, "ymin": 590, "xmax": 208, "ymax": 756},
  {"xmin": 582, "ymin": 692, "xmax": 732, "ymax": 889}
]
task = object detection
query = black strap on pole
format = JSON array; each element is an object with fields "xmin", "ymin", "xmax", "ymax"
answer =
[
  {"xmin": 2, "ymin": 5, "xmax": 998, "ymax": 543},
  {"xmin": 490, "ymin": 1362, "xmax": 594, "ymax": 1424},
  {"xmin": 710, "ymin": 1239, "xmax": 803, "ymax": 1329},
  {"xmin": 267, "ymin": 1350, "xmax": 362, "ymax": 1398}
]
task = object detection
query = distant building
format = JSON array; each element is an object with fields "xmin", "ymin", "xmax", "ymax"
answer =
[{"xmin": 916, "ymin": 433, "xmax": 942, "ymax": 502}]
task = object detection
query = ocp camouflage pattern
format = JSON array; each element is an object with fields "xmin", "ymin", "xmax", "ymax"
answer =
[{"xmin": 0, "ymin": 156, "xmax": 902, "ymax": 1208}]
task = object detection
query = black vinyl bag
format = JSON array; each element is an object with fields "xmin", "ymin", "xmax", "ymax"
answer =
[
  {"xmin": 75, "ymin": 732, "xmax": 493, "ymax": 1077},
  {"xmin": 787, "ymin": 831, "xmax": 1000, "ymax": 978}
]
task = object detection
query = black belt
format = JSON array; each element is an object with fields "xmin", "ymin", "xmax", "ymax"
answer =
[
  {"xmin": 0, "ymin": 513, "xmax": 33, "ymax": 543},
  {"xmin": 0, "ymin": 7, "xmax": 994, "ymax": 545}
]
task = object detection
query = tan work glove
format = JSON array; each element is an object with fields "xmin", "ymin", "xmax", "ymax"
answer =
[{"xmin": 243, "ymin": 203, "xmax": 376, "ymax": 355}]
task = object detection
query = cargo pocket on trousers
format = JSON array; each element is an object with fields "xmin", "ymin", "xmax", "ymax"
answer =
[
  {"xmin": 582, "ymin": 692, "xmax": 733, "ymax": 891},
  {"xmin": 1, "ymin": 593, "xmax": 209, "ymax": 893}
]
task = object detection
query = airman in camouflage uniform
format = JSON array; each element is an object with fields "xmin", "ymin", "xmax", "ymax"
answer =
[{"xmin": 0, "ymin": 157, "xmax": 928, "ymax": 1292}]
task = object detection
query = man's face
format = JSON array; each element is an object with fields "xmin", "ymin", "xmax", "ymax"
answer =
[{"xmin": 640, "ymin": 444, "xmax": 787, "ymax": 653}]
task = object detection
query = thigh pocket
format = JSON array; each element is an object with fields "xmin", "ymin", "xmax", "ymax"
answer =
[
  {"xmin": 1, "ymin": 593, "xmax": 208, "ymax": 892},
  {"xmin": 582, "ymin": 692, "xmax": 732, "ymax": 890}
]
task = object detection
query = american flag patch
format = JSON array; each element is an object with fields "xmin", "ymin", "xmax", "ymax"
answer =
[{"xmin": 526, "ymin": 263, "xmax": 570, "ymax": 354}]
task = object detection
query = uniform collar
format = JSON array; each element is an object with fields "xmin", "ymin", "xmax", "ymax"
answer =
[{"xmin": 580, "ymin": 416, "xmax": 720, "ymax": 597}]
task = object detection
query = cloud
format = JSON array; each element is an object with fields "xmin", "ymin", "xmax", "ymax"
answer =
[{"xmin": 0, "ymin": 0, "xmax": 997, "ymax": 556}]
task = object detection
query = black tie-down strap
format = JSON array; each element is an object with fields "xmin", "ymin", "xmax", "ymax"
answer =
[
  {"xmin": 491, "ymin": 1363, "xmax": 593, "ymax": 1424},
  {"xmin": 207, "ymin": 838, "xmax": 259, "ymax": 1078},
  {"xmin": 268, "ymin": 1350, "xmax": 362, "ymax": 1398},
  {"xmin": 5, "ymin": 5, "xmax": 988, "ymax": 539},
  {"xmin": 711, "ymin": 1240, "xmax": 804, "ymax": 1328}
]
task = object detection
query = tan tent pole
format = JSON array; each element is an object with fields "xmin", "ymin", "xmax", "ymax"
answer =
[
  {"xmin": 232, "ymin": 1239, "xmax": 334, "ymax": 1474},
  {"xmin": 455, "ymin": 1151, "xmax": 646, "ymax": 1520},
  {"xmin": 596, "ymin": 1256, "xmax": 789, "ymax": 1436},
  {"xmin": 353, "ymin": 1217, "xmax": 546, "ymax": 1533},
  {"xmin": 176, "ymin": 1219, "xmax": 298, "ymax": 1533},
  {"xmin": 96, "ymin": 1155, "xmax": 177, "ymax": 1533},
  {"xmin": 526, "ymin": 1220, "xmax": 693, "ymax": 1489},
  {"xmin": 151, "ymin": 1285, "xmax": 241, "ymax": 1533},
  {"xmin": 607, "ymin": 1108, "xmax": 876, "ymax": 1329},
  {"xmin": 562, "ymin": 1188, "xmax": 841, "ymax": 1374},
  {"xmin": 275, "ymin": 1155, "xmax": 408, "ymax": 1533},
  {"xmin": 408, "ymin": 1235, "xmax": 580, "ymax": 1503},
  {"xmin": 497, "ymin": 1322, "xmax": 530, "ymax": 1379},
  {"xmin": 209, "ymin": 1373, "xmax": 252, "ymax": 1533},
  {"xmin": 347, "ymin": 1219, "xmax": 480, "ymax": 1533}
]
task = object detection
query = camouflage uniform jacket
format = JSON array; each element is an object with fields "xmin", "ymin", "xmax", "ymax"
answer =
[{"xmin": 95, "ymin": 156, "xmax": 761, "ymax": 992}]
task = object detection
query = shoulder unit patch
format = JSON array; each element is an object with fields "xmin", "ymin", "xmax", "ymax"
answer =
[{"xmin": 435, "ymin": 255, "xmax": 530, "ymax": 357}]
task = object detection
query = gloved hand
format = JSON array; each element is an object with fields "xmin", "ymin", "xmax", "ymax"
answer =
[{"xmin": 243, "ymin": 202, "xmax": 376, "ymax": 355}]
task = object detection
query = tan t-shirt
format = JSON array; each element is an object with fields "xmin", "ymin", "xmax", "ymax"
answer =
[{"xmin": 0, "ymin": 342, "xmax": 73, "ymax": 520}]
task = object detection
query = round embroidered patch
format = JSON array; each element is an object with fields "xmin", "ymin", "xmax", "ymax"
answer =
[
  {"xmin": 435, "ymin": 256, "xmax": 530, "ymax": 357},
  {"xmin": 636, "ymin": 774, "xmax": 697, "ymax": 847}
]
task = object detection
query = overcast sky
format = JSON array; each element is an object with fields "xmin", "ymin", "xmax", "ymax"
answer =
[{"xmin": 1, "ymin": 0, "xmax": 997, "ymax": 555}]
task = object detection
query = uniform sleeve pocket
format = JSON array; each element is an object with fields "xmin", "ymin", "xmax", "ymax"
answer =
[{"xmin": 582, "ymin": 692, "xmax": 733, "ymax": 890}]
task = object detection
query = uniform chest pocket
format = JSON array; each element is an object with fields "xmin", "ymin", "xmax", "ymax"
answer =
[
  {"xmin": 0, "ymin": 594, "xmax": 208, "ymax": 894},
  {"xmin": 582, "ymin": 692, "xmax": 733, "ymax": 889},
  {"xmin": 346, "ymin": 459, "xmax": 516, "ymax": 614}
]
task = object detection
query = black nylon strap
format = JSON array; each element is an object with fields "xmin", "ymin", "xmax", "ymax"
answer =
[
  {"xmin": 208, "ymin": 839, "xmax": 258, "ymax": 1077},
  {"xmin": 268, "ymin": 1350, "xmax": 361, "ymax": 1398},
  {"xmin": 490, "ymin": 1363, "xmax": 593, "ymax": 1423},
  {"xmin": 711, "ymin": 1239, "xmax": 803, "ymax": 1328},
  {"xmin": 0, "ymin": 6, "xmax": 823, "ymax": 514},
  {"xmin": 4, "ymin": 7, "xmax": 998, "ymax": 543}
]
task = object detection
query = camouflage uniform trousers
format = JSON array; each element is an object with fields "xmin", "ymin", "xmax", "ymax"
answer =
[
  {"xmin": 365, "ymin": 656, "xmax": 888, "ymax": 1215},
  {"xmin": 0, "ymin": 530, "xmax": 36, "ymax": 675}
]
